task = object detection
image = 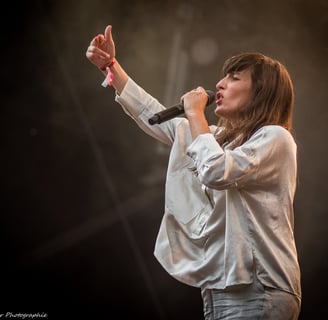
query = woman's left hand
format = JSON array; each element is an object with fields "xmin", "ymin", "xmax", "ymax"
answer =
[{"xmin": 181, "ymin": 87, "xmax": 209, "ymax": 118}]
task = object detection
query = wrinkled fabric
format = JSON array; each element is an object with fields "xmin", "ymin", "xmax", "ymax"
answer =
[{"xmin": 115, "ymin": 78, "xmax": 301, "ymax": 300}]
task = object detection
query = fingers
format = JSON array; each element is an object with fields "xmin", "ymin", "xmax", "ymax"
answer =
[
  {"xmin": 104, "ymin": 25, "xmax": 113, "ymax": 43},
  {"xmin": 187, "ymin": 87, "xmax": 205, "ymax": 96},
  {"xmin": 90, "ymin": 38, "xmax": 96, "ymax": 46},
  {"xmin": 195, "ymin": 86, "xmax": 205, "ymax": 93},
  {"xmin": 87, "ymin": 28, "xmax": 114, "ymax": 67},
  {"xmin": 90, "ymin": 34, "xmax": 105, "ymax": 46},
  {"xmin": 181, "ymin": 87, "xmax": 208, "ymax": 107},
  {"xmin": 86, "ymin": 45, "xmax": 111, "ymax": 61}
]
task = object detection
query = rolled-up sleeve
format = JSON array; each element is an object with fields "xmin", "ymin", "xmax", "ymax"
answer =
[
  {"xmin": 186, "ymin": 133, "xmax": 260, "ymax": 190},
  {"xmin": 186, "ymin": 126, "xmax": 296, "ymax": 190}
]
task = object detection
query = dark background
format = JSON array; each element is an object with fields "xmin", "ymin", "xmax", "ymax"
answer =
[{"xmin": 2, "ymin": 0, "xmax": 328, "ymax": 319}]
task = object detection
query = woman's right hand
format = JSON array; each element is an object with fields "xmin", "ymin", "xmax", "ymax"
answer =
[{"xmin": 86, "ymin": 25, "xmax": 116, "ymax": 70}]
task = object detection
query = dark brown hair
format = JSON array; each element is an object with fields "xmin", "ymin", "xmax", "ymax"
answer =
[{"xmin": 216, "ymin": 52, "xmax": 294, "ymax": 149}]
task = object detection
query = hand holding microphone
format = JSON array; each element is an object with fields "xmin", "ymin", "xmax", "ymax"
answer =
[{"xmin": 148, "ymin": 89, "xmax": 215, "ymax": 125}]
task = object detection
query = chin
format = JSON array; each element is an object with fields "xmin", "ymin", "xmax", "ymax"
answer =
[{"xmin": 214, "ymin": 106, "xmax": 222, "ymax": 117}]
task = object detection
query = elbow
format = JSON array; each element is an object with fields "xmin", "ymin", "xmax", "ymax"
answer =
[{"xmin": 198, "ymin": 167, "xmax": 236, "ymax": 190}]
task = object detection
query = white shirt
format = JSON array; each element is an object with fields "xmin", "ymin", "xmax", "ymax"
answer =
[{"xmin": 115, "ymin": 78, "xmax": 301, "ymax": 299}]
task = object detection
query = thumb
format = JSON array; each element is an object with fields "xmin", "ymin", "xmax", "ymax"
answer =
[{"xmin": 104, "ymin": 25, "xmax": 113, "ymax": 43}]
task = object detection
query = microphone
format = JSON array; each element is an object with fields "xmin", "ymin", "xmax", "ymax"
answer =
[{"xmin": 148, "ymin": 90, "xmax": 215, "ymax": 125}]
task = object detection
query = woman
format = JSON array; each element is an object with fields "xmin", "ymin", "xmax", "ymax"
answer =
[{"xmin": 86, "ymin": 25, "xmax": 301, "ymax": 319}]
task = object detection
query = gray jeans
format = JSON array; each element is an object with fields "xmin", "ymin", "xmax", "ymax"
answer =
[{"xmin": 201, "ymin": 276, "xmax": 301, "ymax": 320}]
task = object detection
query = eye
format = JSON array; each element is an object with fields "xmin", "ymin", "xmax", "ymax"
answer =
[{"xmin": 230, "ymin": 73, "xmax": 240, "ymax": 81}]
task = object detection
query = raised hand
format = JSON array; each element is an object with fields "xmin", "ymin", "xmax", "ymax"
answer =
[{"xmin": 86, "ymin": 25, "xmax": 116, "ymax": 70}]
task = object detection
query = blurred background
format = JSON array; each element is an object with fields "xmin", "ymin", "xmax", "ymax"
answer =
[{"xmin": 2, "ymin": 0, "xmax": 328, "ymax": 318}]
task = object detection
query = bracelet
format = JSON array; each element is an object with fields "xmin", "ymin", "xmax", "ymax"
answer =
[
  {"xmin": 101, "ymin": 60, "xmax": 116, "ymax": 87},
  {"xmin": 100, "ymin": 59, "xmax": 115, "ymax": 71}
]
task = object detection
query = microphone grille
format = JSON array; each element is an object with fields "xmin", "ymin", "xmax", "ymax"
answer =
[{"xmin": 205, "ymin": 90, "xmax": 215, "ymax": 106}]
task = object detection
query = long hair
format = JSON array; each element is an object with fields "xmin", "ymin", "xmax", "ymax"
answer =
[{"xmin": 216, "ymin": 52, "xmax": 294, "ymax": 149}]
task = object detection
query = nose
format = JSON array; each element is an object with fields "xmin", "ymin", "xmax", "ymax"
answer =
[{"xmin": 216, "ymin": 76, "xmax": 226, "ymax": 90}]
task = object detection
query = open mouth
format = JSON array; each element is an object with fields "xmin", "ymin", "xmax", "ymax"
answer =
[{"xmin": 216, "ymin": 92, "xmax": 223, "ymax": 105}]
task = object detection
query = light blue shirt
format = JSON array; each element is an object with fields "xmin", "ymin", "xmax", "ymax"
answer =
[{"xmin": 115, "ymin": 78, "xmax": 301, "ymax": 299}]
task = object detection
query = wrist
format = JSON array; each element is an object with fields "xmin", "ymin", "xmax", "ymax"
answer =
[
  {"xmin": 185, "ymin": 109, "xmax": 206, "ymax": 120},
  {"xmin": 100, "ymin": 59, "xmax": 115, "ymax": 72},
  {"xmin": 100, "ymin": 59, "xmax": 116, "ymax": 87}
]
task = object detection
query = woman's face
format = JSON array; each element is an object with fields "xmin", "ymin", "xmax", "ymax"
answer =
[{"xmin": 215, "ymin": 69, "xmax": 253, "ymax": 126}]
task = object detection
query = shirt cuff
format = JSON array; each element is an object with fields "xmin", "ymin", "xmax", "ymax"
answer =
[
  {"xmin": 115, "ymin": 78, "xmax": 148, "ymax": 117},
  {"xmin": 186, "ymin": 133, "xmax": 224, "ymax": 166}
]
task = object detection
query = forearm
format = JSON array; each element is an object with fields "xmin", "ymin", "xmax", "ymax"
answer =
[
  {"xmin": 101, "ymin": 59, "xmax": 129, "ymax": 94},
  {"xmin": 187, "ymin": 112, "xmax": 211, "ymax": 140}
]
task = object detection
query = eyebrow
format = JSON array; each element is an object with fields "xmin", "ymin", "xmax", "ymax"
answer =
[{"xmin": 226, "ymin": 71, "xmax": 241, "ymax": 76}]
